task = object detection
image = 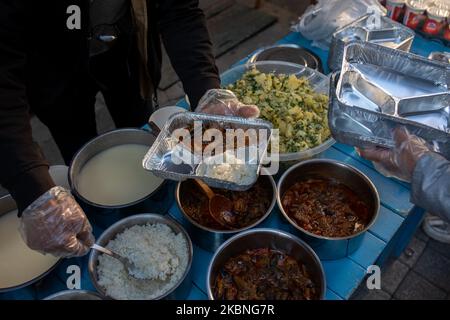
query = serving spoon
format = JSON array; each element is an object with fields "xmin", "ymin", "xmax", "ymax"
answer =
[
  {"xmin": 194, "ymin": 179, "xmax": 237, "ymax": 228},
  {"xmin": 91, "ymin": 244, "xmax": 144, "ymax": 280}
]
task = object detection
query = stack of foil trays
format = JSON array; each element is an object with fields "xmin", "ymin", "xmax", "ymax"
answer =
[
  {"xmin": 328, "ymin": 14, "xmax": 415, "ymax": 71},
  {"xmin": 142, "ymin": 112, "xmax": 273, "ymax": 191},
  {"xmin": 328, "ymin": 41, "xmax": 450, "ymax": 158}
]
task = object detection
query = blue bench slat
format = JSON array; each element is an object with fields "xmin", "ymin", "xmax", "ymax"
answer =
[
  {"xmin": 187, "ymin": 284, "xmax": 208, "ymax": 300},
  {"xmin": 322, "ymin": 259, "xmax": 366, "ymax": 299},
  {"xmin": 326, "ymin": 288, "xmax": 344, "ymax": 300},
  {"xmin": 348, "ymin": 232, "xmax": 385, "ymax": 269},
  {"xmin": 190, "ymin": 245, "xmax": 212, "ymax": 294},
  {"xmin": 319, "ymin": 147, "xmax": 413, "ymax": 216},
  {"xmin": 369, "ymin": 206, "xmax": 405, "ymax": 243}
]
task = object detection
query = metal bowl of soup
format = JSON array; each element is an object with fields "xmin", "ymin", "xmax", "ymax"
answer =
[{"xmin": 69, "ymin": 129, "xmax": 172, "ymax": 227}]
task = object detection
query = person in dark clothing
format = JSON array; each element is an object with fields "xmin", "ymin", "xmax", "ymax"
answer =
[{"xmin": 0, "ymin": 0, "xmax": 232, "ymax": 257}]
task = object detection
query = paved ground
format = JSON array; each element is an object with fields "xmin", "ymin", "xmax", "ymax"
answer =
[
  {"xmin": 2, "ymin": 0, "xmax": 449, "ymax": 300},
  {"xmin": 352, "ymin": 226, "xmax": 450, "ymax": 300}
]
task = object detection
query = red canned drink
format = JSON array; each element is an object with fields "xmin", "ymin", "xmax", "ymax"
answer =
[
  {"xmin": 423, "ymin": 6, "xmax": 448, "ymax": 36},
  {"xmin": 403, "ymin": 0, "xmax": 428, "ymax": 29},
  {"xmin": 386, "ymin": 0, "xmax": 406, "ymax": 21},
  {"xmin": 444, "ymin": 23, "xmax": 450, "ymax": 41}
]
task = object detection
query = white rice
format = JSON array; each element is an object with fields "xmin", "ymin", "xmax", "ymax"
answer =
[{"xmin": 97, "ymin": 223, "xmax": 188, "ymax": 300}]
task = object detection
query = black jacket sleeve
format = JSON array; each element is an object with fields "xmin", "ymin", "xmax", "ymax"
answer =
[
  {"xmin": 0, "ymin": 0, "xmax": 55, "ymax": 213},
  {"xmin": 157, "ymin": 0, "xmax": 220, "ymax": 107}
]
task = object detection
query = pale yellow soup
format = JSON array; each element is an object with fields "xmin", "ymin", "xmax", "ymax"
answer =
[
  {"xmin": 76, "ymin": 144, "xmax": 163, "ymax": 206},
  {"xmin": 0, "ymin": 210, "xmax": 59, "ymax": 289}
]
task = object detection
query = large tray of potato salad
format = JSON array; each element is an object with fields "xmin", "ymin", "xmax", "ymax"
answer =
[{"xmin": 221, "ymin": 61, "xmax": 334, "ymax": 162}]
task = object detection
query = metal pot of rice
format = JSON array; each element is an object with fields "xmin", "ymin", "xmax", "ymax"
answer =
[{"xmin": 88, "ymin": 214, "xmax": 193, "ymax": 300}]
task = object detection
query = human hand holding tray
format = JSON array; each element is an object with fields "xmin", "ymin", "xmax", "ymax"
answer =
[{"xmin": 328, "ymin": 41, "xmax": 450, "ymax": 158}]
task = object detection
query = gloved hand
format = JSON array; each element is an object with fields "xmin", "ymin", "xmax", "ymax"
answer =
[
  {"xmin": 358, "ymin": 127, "xmax": 432, "ymax": 182},
  {"xmin": 19, "ymin": 186, "xmax": 94, "ymax": 258},
  {"xmin": 196, "ymin": 89, "xmax": 260, "ymax": 118}
]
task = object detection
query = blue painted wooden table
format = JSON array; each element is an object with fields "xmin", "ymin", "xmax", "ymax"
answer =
[
  {"xmin": 158, "ymin": 32, "xmax": 445, "ymax": 300},
  {"xmin": 1, "ymin": 32, "xmax": 446, "ymax": 301}
]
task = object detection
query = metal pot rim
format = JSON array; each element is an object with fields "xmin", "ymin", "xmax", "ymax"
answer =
[
  {"xmin": 277, "ymin": 158, "xmax": 380, "ymax": 241},
  {"xmin": 88, "ymin": 213, "xmax": 193, "ymax": 300},
  {"xmin": 206, "ymin": 228, "xmax": 326, "ymax": 300},
  {"xmin": 43, "ymin": 289, "xmax": 105, "ymax": 300},
  {"xmin": 0, "ymin": 194, "xmax": 62, "ymax": 293},
  {"xmin": 68, "ymin": 128, "xmax": 165, "ymax": 209},
  {"xmin": 175, "ymin": 167, "xmax": 277, "ymax": 234}
]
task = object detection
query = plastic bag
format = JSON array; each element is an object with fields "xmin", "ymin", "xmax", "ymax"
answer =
[
  {"xmin": 358, "ymin": 127, "xmax": 432, "ymax": 182},
  {"xmin": 291, "ymin": 0, "xmax": 386, "ymax": 50},
  {"xmin": 19, "ymin": 186, "xmax": 94, "ymax": 258},
  {"xmin": 195, "ymin": 89, "xmax": 260, "ymax": 118}
]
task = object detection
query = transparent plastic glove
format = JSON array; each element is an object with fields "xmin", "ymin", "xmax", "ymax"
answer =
[
  {"xmin": 19, "ymin": 186, "xmax": 94, "ymax": 258},
  {"xmin": 358, "ymin": 127, "xmax": 431, "ymax": 182},
  {"xmin": 196, "ymin": 89, "xmax": 260, "ymax": 118}
]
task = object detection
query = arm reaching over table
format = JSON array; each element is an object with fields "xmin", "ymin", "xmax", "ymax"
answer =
[
  {"xmin": 0, "ymin": 0, "xmax": 55, "ymax": 213},
  {"xmin": 158, "ymin": 0, "xmax": 220, "ymax": 108},
  {"xmin": 359, "ymin": 127, "xmax": 450, "ymax": 221}
]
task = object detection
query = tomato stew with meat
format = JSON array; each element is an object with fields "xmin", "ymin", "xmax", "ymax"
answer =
[
  {"xmin": 179, "ymin": 175, "xmax": 273, "ymax": 230},
  {"xmin": 281, "ymin": 178, "xmax": 371, "ymax": 238},
  {"xmin": 213, "ymin": 248, "xmax": 318, "ymax": 300}
]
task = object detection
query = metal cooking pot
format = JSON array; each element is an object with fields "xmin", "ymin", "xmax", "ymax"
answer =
[
  {"xmin": 69, "ymin": 129, "xmax": 173, "ymax": 228},
  {"xmin": 175, "ymin": 168, "xmax": 277, "ymax": 252},
  {"xmin": 88, "ymin": 214, "xmax": 193, "ymax": 300},
  {"xmin": 207, "ymin": 228, "xmax": 326, "ymax": 300},
  {"xmin": 277, "ymin": 159, "xmax": 380, "ymax": 260}
]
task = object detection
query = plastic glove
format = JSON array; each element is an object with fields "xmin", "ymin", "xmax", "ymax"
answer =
[
  {"xmin": 19, "ymin": 186, "xmax": 94, "ymax": 258},
  {"xmin": 358, "ymin": 127, "xmax": 431, "ymax": 182},
  {"xmin": 195, "ymin": 89, "xmax": 260, "ymax": 118}
]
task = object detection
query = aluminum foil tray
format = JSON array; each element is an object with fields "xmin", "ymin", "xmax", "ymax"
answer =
[
  {"xmin": 328, "ymin": 14, "xmax": 415, "ymax": 71},
  {"xmin": 429, "ymin": 52, "xmax": 450, "ymax": 64},
  {"xmin": 142, "ymin": 112, "xmax": 273, "ymax": 191},
  {"xmin": 328, "ymin": 41, "xmax": 450, "ymax": 158}
]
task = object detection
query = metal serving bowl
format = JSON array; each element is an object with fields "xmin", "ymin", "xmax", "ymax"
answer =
[
  {"xmin": 221, "ymin": 61, "xmax": 334, "ymax": 165},
  {"xmin": 0, "ymin": 194, "xmax": 60, "ymax": 293},
  {"xmin": 0, "ymin": 165, "xmax": 70, "ymax": 293},
  {"xmin": 175, "ymin": 168, "xmax": 277, "ymax": 252},
  {"xmin": 207, "ymin": 228, "xmax": 326, "ymax": 300},
  {"xmin": 43, "ymin": 290, "xmax": 104, "ymax": 300},
  {"xmin": 277, "ymin": 159, "xmax": 380, "ymax": 260},
  {"xmin": 88, "ymin": 214, "xmax": 193, "ymax": 300},
  {"xmin": 69, "ymin": 129, "xmax": 173, "ymax": 228}
]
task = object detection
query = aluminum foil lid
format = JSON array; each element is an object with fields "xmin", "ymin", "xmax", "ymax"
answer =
[
  {"xmin": 406, "ymin": 0, "xmax": 429, "ymax": 10},
  {"xmin": 328, "ymin": 41, "xmax": 450, "ymax": 158},
  {"xmin": 429, "ymin": 51, "xmax": 450, "ymax": 64},
  {"xmin": 427, "ymin": 5, "xmax": 450, "ymax": 19},
  {"xmin": 142, "ymin": 112, "xmax": 273, "ymax": 191}
]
